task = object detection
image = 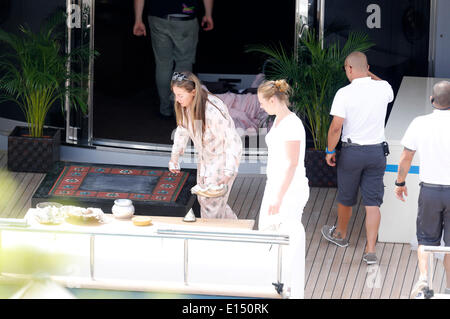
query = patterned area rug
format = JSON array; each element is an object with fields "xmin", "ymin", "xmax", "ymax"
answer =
[
  {"xmin": 48, "ymin": 165, "xmax": 189, "ymax": 203},
  {"xmin": 32, "ymin": 162, "xmax": 198, "ymax": 217}
]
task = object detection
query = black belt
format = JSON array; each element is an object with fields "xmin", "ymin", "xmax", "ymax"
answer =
[
  {"xmin": 342, "ymin": 140, "xmax": 390, "ymax": 156},
  {"xmin": 341, "ymin": 142, "xmax": 382, "ymax": 147},
  {"xmin": 420, "ymin": 182, "xmax": 450, "ymax": 189},
  {"xmin": 160, "ymin": 14, "xmax": 196, "ymax": 21}
]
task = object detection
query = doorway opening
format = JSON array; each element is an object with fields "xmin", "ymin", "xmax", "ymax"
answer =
[{"xmin": 91, "ymin": 0, "xmax": 296, "ymax": 148}]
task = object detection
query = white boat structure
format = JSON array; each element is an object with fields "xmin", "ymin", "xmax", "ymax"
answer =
[{"xmin": 0, "ymin": 209, "xmax": 293, "ymax": 299}]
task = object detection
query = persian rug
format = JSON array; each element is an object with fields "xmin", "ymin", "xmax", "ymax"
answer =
[{"xmin": 32, "ymin": 161, "xmax": 198, "ymax": 217}]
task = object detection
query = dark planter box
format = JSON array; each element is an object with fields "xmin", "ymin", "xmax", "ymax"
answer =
[
  {"xmin": 8, "ymin": 126, "xmax": 61, "ymax": 173},
  {"xmin": 305, "ymin": 149, "xmax": 338, "ymax": 188}
]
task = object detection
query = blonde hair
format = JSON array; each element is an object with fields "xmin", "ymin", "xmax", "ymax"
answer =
[
  {"xmin": 171, "ymin": 71, "xmax": 208, "ymax": 136},
  {"xmin": 257, "ymin": 79, "xmax": 292, "ymax": 105}
]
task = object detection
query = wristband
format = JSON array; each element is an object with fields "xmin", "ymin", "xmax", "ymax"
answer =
[
  {"xmin": 395, "ymin": 180, "xmax": 406, "ymax": 187},
  {"xmin": 325, "ymin": 147, "xmax": 336, "ymax": 155}
]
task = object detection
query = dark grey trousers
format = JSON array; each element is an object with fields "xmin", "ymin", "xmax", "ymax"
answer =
[
  {"xmin": 337, "ymin": 144, "xmax": 386, "ymax": 207},
  {"xmin": 148, "ymin": 16, "xmax": 199, "ymax": 116},
  {"xmin": 417, "ymin": 183, "xmax": 450, "ymax": 246}
]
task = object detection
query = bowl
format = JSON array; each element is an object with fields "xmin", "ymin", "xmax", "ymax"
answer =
[{"xmin": 35, "ymin": 202, "xmax": 65, "ymax": 225}]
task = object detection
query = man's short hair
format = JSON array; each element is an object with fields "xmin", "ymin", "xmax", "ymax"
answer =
[
  {"xmin": 345, "ymin": 51, "xmax": 368, "ymax": 72},
  {"xmin": 432, "ymin": 81, "xmax": 450, "ymax": 108}
]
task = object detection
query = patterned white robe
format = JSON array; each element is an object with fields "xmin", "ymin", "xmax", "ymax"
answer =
[{"xmin": 171, "ymin": 94, "xmax": 243, "ymax": 219}]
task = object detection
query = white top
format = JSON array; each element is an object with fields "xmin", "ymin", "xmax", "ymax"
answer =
[
  {"xmin": 401, "ymin": 110, "xmax": 450, "ymax": 185},
  {"xmin": 265, "ymin": 113, "xmax": 307, "ymax": 186},
  {"xmin": 330, "ymin": 77, "xmax": 394, "ymax": 145}
]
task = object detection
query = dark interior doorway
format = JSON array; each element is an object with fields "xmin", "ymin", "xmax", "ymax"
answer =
[
  {"xmin": 323, "ymin": 0, "xmax": 431, "ymax": 121},
  {"xmin": 93, "ymin": 0, "xmax": 172, "ymax": 145},
  {"xmin": 92, "ymin": 0, "xmax": 296, "ymax": 145}
]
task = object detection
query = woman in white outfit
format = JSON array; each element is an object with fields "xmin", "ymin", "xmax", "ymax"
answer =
[{"xmin": 257, "ymin": 80, "xmax": 310, "ymax": 299}]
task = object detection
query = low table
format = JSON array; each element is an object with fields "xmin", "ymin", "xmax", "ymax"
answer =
[{"xmin": 24, "ymin": 209, "xmax": 256, "ymax": 234}]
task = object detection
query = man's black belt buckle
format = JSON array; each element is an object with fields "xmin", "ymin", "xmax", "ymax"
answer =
[{"xmin": 343, "ymin": 138, "xmax": 360, "ymax": 147}]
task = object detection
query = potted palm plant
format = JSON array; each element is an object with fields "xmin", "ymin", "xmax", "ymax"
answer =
[
  {"xmin": 247, "ymin": 28, "xmax": 374, "ymax": 187},
  {"xmin": 0, "ymin": 11, "xmax": 92, "ymax": 173}
]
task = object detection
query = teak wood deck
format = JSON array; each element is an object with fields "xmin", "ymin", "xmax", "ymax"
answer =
[{"xmin": 0, "ymin": 150, "xmax": 447, "ymax": 299}]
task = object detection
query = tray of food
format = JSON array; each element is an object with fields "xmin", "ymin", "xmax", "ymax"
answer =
[{"xmin": 190, "ymin": 184, "xmax": 228, "ymax": 198}]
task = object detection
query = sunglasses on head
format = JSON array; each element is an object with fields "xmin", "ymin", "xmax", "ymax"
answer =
[{"xmin": 172, "ymin": 72, "xmax": 190, "ymax": 82}]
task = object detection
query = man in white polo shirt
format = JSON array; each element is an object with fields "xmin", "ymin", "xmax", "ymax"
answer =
[
  {"xmin": 321, "ymin": 51, "xmax": 394, "ymax": 265},
  {"xmin": 394, "ymin": 80, "xmax": 450, "ymax": 299}
]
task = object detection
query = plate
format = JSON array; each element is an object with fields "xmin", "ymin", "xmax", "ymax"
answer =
[
  {"xmin": 61, "ymin": 206, "xmax": 105, "ymax": 225},
  {"xmin": 132, "ymin": 216, "xmax": 152, "ymax": 226}
]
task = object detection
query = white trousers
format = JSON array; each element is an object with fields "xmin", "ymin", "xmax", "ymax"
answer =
[{"xmin": 258, "ymin": 181, "xmax": 309, "ymax": 299}]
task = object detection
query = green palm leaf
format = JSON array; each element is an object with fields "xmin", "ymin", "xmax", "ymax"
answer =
[
  {"xmin": 246, "ymin": 27, "xmax": 374, "ymax": 150},
  {"xmin": 0, "ymin": 10, "xmax": 94, "ymax": 137}
]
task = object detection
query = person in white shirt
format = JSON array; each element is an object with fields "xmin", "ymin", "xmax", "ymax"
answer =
[
  {"xmin": 394, "ymin": 80, "xmax": 450, "ymax": 298},
  {"xmin": 257, "ymin": 79, "xmax": 309, "ymax": 299},
  {"xmin": 322, "ymin": 51, "xmax": 394, "ymax": 265}
]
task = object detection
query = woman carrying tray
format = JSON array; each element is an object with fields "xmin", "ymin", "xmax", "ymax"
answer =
[{"xmin": 168, "ymin": 71, "xmax": 242, "ymax": 219}]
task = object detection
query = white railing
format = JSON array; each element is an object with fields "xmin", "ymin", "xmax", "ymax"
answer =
[
  {"xmin": 0, "ymin": 222, "xmax": 289, "ymax": 298},
  {"xmin": 422, "ymin": 245, "xmax": 450, "ymax": 299}
]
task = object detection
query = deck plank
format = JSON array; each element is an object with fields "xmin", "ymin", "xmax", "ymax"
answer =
[
  {"xmin": 238, "ymin": 176, "xmax": 263, "ymax": 220},
  {"xmin": 228, "ymin": 175, "xmax": 245, "ymax": 208},
  {"xmin": 371, "ymin": 243, "xmax": 394, "ymax": 299},
  {"xmin": 304, "ymin": 189, "xmax": 334, "ymax": 297},
  {"xmin": 1, "ymin": 171, "xmax": 33, "ymax": 218},
  {"xmin": 230, "ymin": 177, "xmax": 253, "ymax": 218},
  {"xmin": 380, "ymin": 244, "xmax": 406, "ymax": 299},
  {"xmin": 0, "ymin": 171, "xmax": 26, "ymax": 215},
  {"xmin": 304, "ymin": 188, "xmax": 330, "ymax": 259},
  {"xmin": 332, "ymin": 197, "xmax": 365, "ymax": 299},
  {"xmin": 301, "ymin": 187, "xmax": 320, "ymax": 233},
  {"xmin": 12, "ymin": 173, "xmax": 45, "ymax": 218},
  {"xmin": 432, "ymin": 258, "xmax": 445, "ymax": 294},
  {"xmin": 389, "ymin": 244, "xmax": 412, "ymax": 299},
  {"xmin": 341, "ymin": 200, "xmax": 371, "ymax": 299},
  {"xmin": 308, "ymin": 189, "xmax": 338, "ymax": 299},
  {"xmin": 400, "ymin": 249, "xmax": 419, "ymax": 299},
  {"xmin": 246, "ymin": 178, "xmax": 266, "ymax": 228}
]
